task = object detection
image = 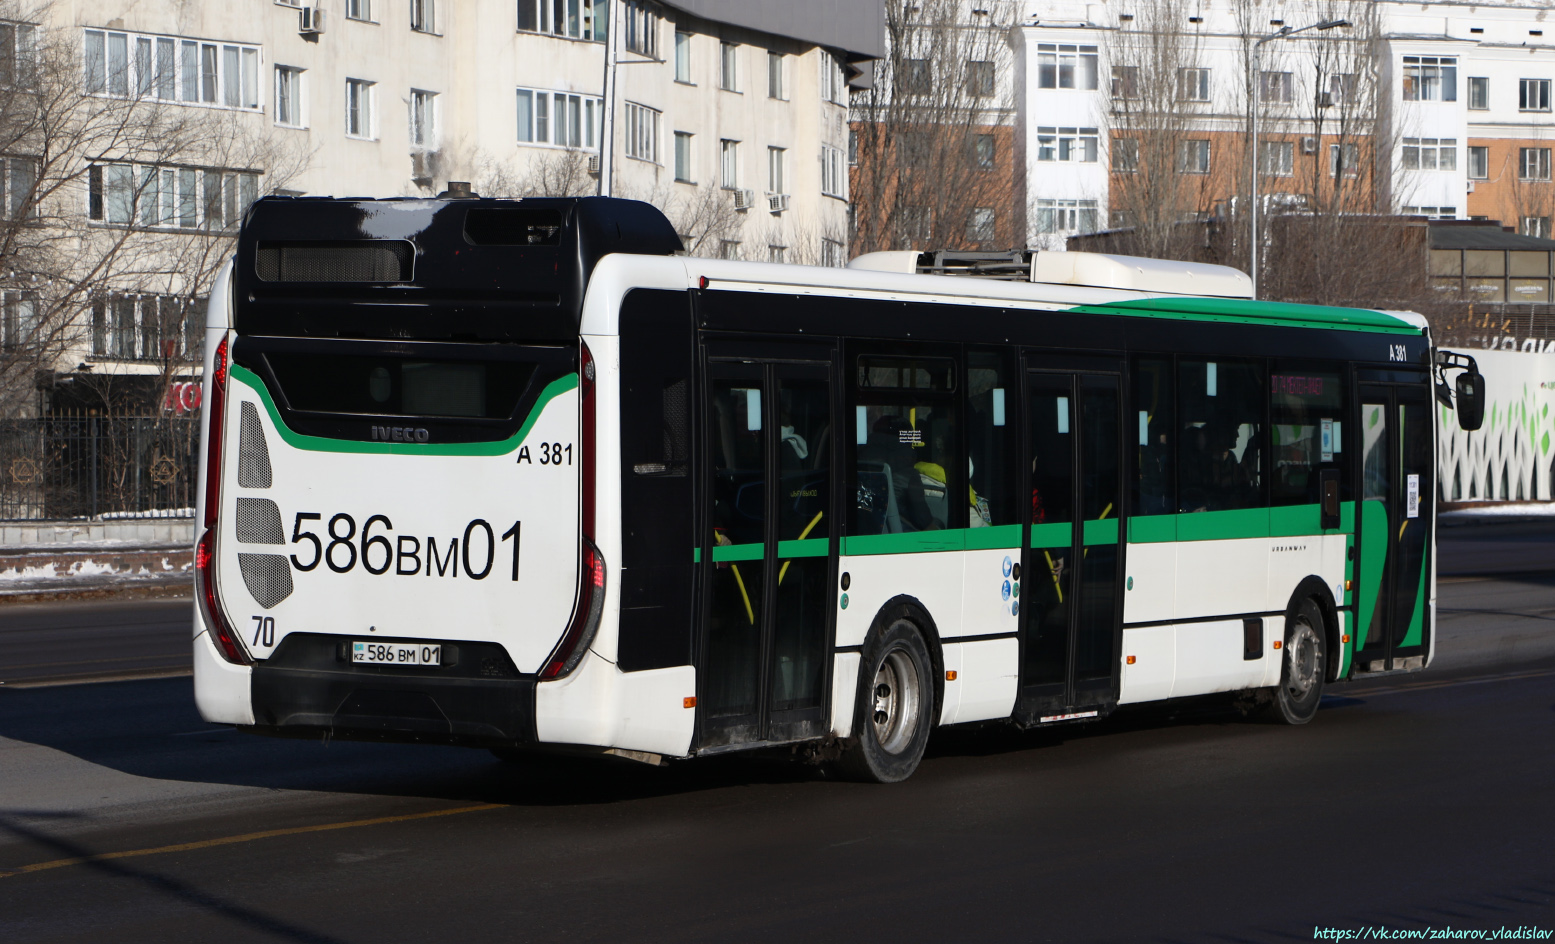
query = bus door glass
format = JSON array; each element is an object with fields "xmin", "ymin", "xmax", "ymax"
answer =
[
  {"xmin": 702, "ymin": 356, "xmax": 834, "ymax": 748},
  {"xmin": 1356, "ymin": 383, "xmax": 1433, "ymax": 672},
  {"xmin": 1022, "ymin": 368, "xmax": 1123, "ymax": 715}
]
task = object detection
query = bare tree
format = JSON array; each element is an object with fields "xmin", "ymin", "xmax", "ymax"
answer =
[{"xmin": 849, "ymin": 0, "xmax": 1021, "ymax": 256}]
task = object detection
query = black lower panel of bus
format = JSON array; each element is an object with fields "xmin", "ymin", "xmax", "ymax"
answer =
[{"xmin": 247, "ymin": 633, "xmax": 536, "ymax": 747}]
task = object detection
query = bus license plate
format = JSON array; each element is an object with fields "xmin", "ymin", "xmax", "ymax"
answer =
[{"xmin": 353, "ymin": 641, "xmax": 441, "ymax": 666}]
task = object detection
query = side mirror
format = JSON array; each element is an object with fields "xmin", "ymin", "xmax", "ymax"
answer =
[{"xmin": 1456, "ymin": 370, "xmax": 1485, "ymax": 431}]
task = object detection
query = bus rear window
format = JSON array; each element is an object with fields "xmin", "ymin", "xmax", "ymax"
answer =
[{"xmin": 266, "ymin": 353, "xmax": 535, "ymax": 419}]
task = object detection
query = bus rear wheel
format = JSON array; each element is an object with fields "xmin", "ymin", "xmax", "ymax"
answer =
[
  {"xmin": 1265, "ymin": 598, "xmax": 1327, "ymax": 725},
  {"xmin": 838, "ymin": 619, "xmax": 934, "ymax": 783}
]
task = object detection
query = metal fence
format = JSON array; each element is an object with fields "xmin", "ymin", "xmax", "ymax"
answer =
[{"xmin": 0, "ymin": 412, "xmax": 199, "ymax": 521}]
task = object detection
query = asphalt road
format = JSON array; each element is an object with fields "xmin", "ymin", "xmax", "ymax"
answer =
[
  {"xmin": 0, "ymin": 598, "xmax": 192, "ymax": 687},
  {"xmin": 0, "ymin": 536, "xmax": 1553, "ymax": 941}
]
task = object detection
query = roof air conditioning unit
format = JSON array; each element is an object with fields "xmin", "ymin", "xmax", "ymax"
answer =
[
  {"xmin": 1300, "ymin": 136, "xmax": 1317, "ymax": 155},
  {"xmin": 732, "ymin": 188, "xmax": 756, "ymax": 210},
  {"xmin": 587, "ymin": 153, "xmax": 601, "ymax": 175},
  {"xmin": 768, "ymin": 193, "xmax": 790, "ymax": 213},
  {"xmin": 299, "ymin": 7, "xmax": 324, "ymax": 33}
]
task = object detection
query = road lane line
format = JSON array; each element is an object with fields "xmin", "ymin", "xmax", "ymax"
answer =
[
  {"xmin": 1339, "ymin": 667, "xmax": 1555, "ymax": 698},
  {"xmin": 0, "ymin": 803, "xmax": 505, "ymax": 879}
]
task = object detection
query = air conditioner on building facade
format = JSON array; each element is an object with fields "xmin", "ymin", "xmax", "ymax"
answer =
[
  {"xmin": 1467, "ymin": 180, "xmax": 1475, "ymax": 193},
  {"xmin": 768, "ymin": 193, "xmax": 790, "ymax": 213},
  {"xmin": 587, "ymin": 154, "xmax": 601, "ymax": 175},
  {"xmin": 299, "ymin": 7, "xmax": 324, "ymax": 33},
  {"xmin": 1300, "ymin": 136, "xmax": 1317, "ymax": 154},
  {"xmin": 732, "ymin": 189, "xmax": 756, "ymax": 210}
]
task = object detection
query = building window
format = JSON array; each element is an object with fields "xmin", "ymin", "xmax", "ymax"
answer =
[
  {"xmin": 1522, "ymin": 217, "xmax": 1551, "ymax": 239},
  {"xmin": 1111, "ymin": 65, "xmax": 1138, "ymax": 99},
  {"xmin": 623, "ymin": 1, "xmax": 658, "ymax": 58},
  {"xmin": 1036, "ymin": 127, "xmax": 1099, "ymax": 162},
  {"xmin": 848, "ymin": 129, "xmax": 858, "ymax": 164},
  {"xmin": 974, "ymin": 134, "xmax": 995, "ymax": 170},
  {"xmin": 90, "ymin": 294, "xmax": 204, "ymax": 362},
  {"xmin": 517, "ymin": 0, "xmax": 604, "ymax": 41},
  {"xmin": 768, "ymin": 245, "xmax": 786, "ymax": 264},
  {"xmin": 1035, "ymin": 198, "xmax": 1098, "ymax": 234},
  {"xmin": 0, "ymin": 21, "xmax": 36, "ymax": 91},
  {"xmin": 967, "ymin": 59, "xmax": 994, "ymax": 97},
  {"xmin": 718, "ymin": 240, "xmax": 740, "ymax": 260},
  {"xmin": 767, "ymin": 146, "xmax": 784, "ymax": 193},
  {"xmin": 719, "ymin": 41, "xmax": 738, "ymax": 91},
  {"xmin": 674, "ymin": 31, "xmax": 691, "ymax": 82},
  {"xmin": 1330, "ymin": 142, "xmax": 1361, "ymax": 178},
  {"xmin": 1403, "ymin": 205, "xmax": 1457, "ymax": 220},
  {"xmin": 409, "ymin": 89, "xmax": 436, "ymax": 147},
  {"xmin": 767, "ymin": 51, "xmax": 785, "ymax": 99},
  {"xmin": 1259, "ymin": 71, "xmax": 1293, "ymax": 104},
  {"xmin": 88, "ymin": 161, "xmax": 258, "ymax": 230},
  {"xmin": 1402, "ymin": 138, "xmax": 1456, "ymax": 171},
  {"xmin": 1468, "ymin": 76, "xmax": 1488, "ymax": 110},
  {"xmin": 1402, "ymin": 56, "xmax": 1456, "ymax": 102},
  {"xmin": 346, "ymin": 78, "xmax": 375, "ymax": 138},
  {"xmin": 898, "ymin": 58, "xmax": 931, "ymax": 96},
  {"xmin": 966, "ymin": 207, "xmax": 995, "ymax": 242},
  {"xmin": 1112, "ymin": 137, "xmax": 1138, "ymax": 173},
  {"xmin": 674, "ymin": 131, "xmax": 692, "ymax": 182},
  {"xmin": 821, "ymin": 145, "xmax": 847, "ymax": 198},
  {"xmin": 410, "ymin": 0, "xmax": 435, "ymax": 33},
  {"xmin": 275, "ymin": 66, "xmax": 304, "ymax": 127},
  {"xmin": 3, "ymin": 291, "xmax": 39, "ymax": 351},
  {"xmin": 898, "ymin": 206, "xmax": 932, "ymax": 242},
  {"xmin": 1178, "ymin": 67, "xmax": 1211, "ymax": 102},
  {"xmin": 1259, "ymin": 140, "xmax": 1294, "ymax": 176},
  {"xmin": 720, "ymin": 138, "xmax": 739, "ymax": 188},
  {"xmin": 1521, "ymin": 147, "xmax": 1552, "ymax": 181},
  {"xmin": 821, "ymin": 238, "xmax": 844, "ymax": 267},
  {"xmin": 85, "ymin": 28, "xmax": 257, "ymax": 108},
  {"xmin": 1327, "ymin": 73, "xmax": 1356, "ymax": 105},
  {"xmin": 517, "ymin": 87, "xmax": 601, "ymax": 148},
  {"xmin": 624, "ymin": 101, "xmax": 660, "ymax": 162},
  {"xmin": 1177, "ymin": 139, "xmax": 1210, "ymax": 174},
  {"xmin": 1037, "ymin": 44, "xmax": 1098, "ymax": 90},
  {"xmin": 347, "ymin": 0, "xmax": 372, "ymax": 22},
  {"xmin": 1520, "ymin": 78, "xmax": 1551, "ymax": 112},
  {"xmin": 1468, "ymin": 146, "xmax": 1488, "ymax": 180},
  {"xmin": 820, "ymin": 52, "xmax": 846, "ymax": 103}
]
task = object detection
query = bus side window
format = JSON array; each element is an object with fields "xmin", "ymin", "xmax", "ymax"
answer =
[
  {"xmin": 1177, "ymin": 358, "xmax": 1265, "ymax": 514},
  {"xmin": 966, "ymin": 351, "xmax": 1017, "ymax": 527},
  {"xmin": 1132, "ymin": 358, "xmax": 1173, "ymax": 517},
  {"xmin": 852, "ymin": 354, "xmax": 957, "ymax": 534},
  {"xmin": 1270, "ymin": 364, "xmax": 1345, "ymax": 507}
]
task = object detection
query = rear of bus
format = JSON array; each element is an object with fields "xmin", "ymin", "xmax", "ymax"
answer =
[{"xmin": 192, "ymin": 195, "xmax": 680, "ymax": 747}]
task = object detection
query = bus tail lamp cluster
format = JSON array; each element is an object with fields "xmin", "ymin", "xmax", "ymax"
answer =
[
  {"xmin": 197, "ymin": 336, "xmax": 250, "ymax": 666},
  {"xmin": 539, "ymin": 341, "xmax": 601, "ymax": 681}
]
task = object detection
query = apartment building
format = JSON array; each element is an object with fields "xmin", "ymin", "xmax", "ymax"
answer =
[
  {"xmin": 1013, "ymin": 0, "xmax": 1555, "ymax": 249},
  {"xmin": 22, "ymin": 1, "xmax": 880, "ymax": 410}
]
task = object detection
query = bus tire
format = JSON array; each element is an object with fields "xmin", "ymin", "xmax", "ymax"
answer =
[
  {"xmin": 1266, "ymin": 598, "xmax": 1327, "ymax": 725},
  {"xmin": 838, "ymin": 618, "xmax": 934, "ymax": 783}
]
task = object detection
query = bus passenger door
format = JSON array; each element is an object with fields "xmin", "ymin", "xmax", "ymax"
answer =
[
  {"xmin": 699, "ymin": 354, "xmax": 835, "ymax": 750},
  {"xmin": 1354, "ymin": 383, "xmax": 1433, "ymax": 673},
  {"xmin": 1019, "ymin": 368, "xmax": 1124, "ymax": 721}
]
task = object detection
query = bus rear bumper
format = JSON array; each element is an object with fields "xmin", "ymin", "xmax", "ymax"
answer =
[{"xmin": 246, "ymin": 633, "xmax": 536, "ymax": 747}]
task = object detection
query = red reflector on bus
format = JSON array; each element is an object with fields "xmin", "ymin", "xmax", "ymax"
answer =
[
  {"xmin": 1273, "ymin": 640, "xmax": 1283, "ymax": 650},
  {"xmin": 945, "ymin": 670, "xmax": 957, "ymax": 681},
  {"xmin": 1342, "ymin": 634, "xmax": 1351, "ymax": 644},
  {"xmin": 683, "ymin": 696, "xmax": 696, "ymax": 709},
  {"xmin": 1125, "ymin": 656, "xmax": 1136, "ymax": 665}
]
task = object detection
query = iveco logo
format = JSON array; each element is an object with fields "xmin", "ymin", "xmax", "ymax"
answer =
[{"xmin": 372, "ymin": 426, "xmax": 430, "ymax": 443}]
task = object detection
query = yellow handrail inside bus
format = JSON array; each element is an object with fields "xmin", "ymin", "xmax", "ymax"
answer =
[{"xmin": 778, "ymin": 510, "xmax": 824, "ymax": 586}]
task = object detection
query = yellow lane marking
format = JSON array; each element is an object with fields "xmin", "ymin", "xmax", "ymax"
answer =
[{"xmin": 0, "ymin": 802, "xmax": 505, "ymax": 879}]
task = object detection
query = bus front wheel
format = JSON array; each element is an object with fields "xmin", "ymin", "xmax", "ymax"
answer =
[
  {"xmin": 838, "ymin": 619, "xmax": 934, "ymax": 783},
  {"xmin": 1265, "ymin": 598, "xmax": 1327, "ymax": 725}
]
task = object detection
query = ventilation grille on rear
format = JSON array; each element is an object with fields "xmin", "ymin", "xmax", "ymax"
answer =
[
  {"xmin": 239, "ymin": 553, "xmax": 294, "ymax": 609},
  {"xmin": 237, "ymin": 401, "xmax": 273, "ymax": 488},
  {"xmin": 254, "ymin": 241, "xmax": 414, "ymax": 282},
  {"xmin": 235, "ymin": 497, "xmax": 285, "ymax": 544}
]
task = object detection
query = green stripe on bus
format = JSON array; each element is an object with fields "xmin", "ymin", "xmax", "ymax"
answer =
[
  {"xmin": 1354, "ymin": 500, "xmax": 1390, "ymax": 653},
  {"xmin": 231, "ymin": 365, "xmax": 579, "ymax": 457},
  {"xmin": 1128, "ymin": 503, "xmax": 1356, "ymax": 543},
  {"xmin": 1083, "ymin": 518, "xmax": 1119, "ymax": 545},
  {"xmin": 841, "ymin": 531, "xmax": 965, "ymax": 556},
  {"xmin": 1067, "ymin": 297, "xmax": 1420, "ymax": 335},
  {"xmin": 693, "ymin": 547, "xmax": 701, "ymax": 563},
  {"xmin": 1127, "ymin": 515, "xmax": 1175, "ymax": 543},
  {"xmin": 778, "ymin": 538, "xmax": 829, "ymax": 559},
  {"xmin": 1399, "ymin": 546, "xmax": 1427, "ymax": 648},
  {"xmin": 711, "ymin": 542, "xmax": 764, "ymax": 562},
  {"xmin": 1030, "ymin": 522, "xmax": 1070, "ymax": 548},
  {"xmin": 964, "ymin": 523, "xmax": 1022, "ymax": 550}
]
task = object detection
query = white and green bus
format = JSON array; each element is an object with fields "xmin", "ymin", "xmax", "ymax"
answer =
[{"xmin": 192, "ymin": 195, "xmax": 1483, "ymax": 782}]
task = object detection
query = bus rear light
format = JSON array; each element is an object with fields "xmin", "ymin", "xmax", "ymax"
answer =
[
  {"xmin": 540, "ymin": 538, "xmax": 605, "ymax": 680},
  {"xmin": 196, "ymin": 528, "xmax": 250, "ymax": 666},
  {"xmin": 203, "ymin": 336, "xmax": 230, "ymax": 529}
]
